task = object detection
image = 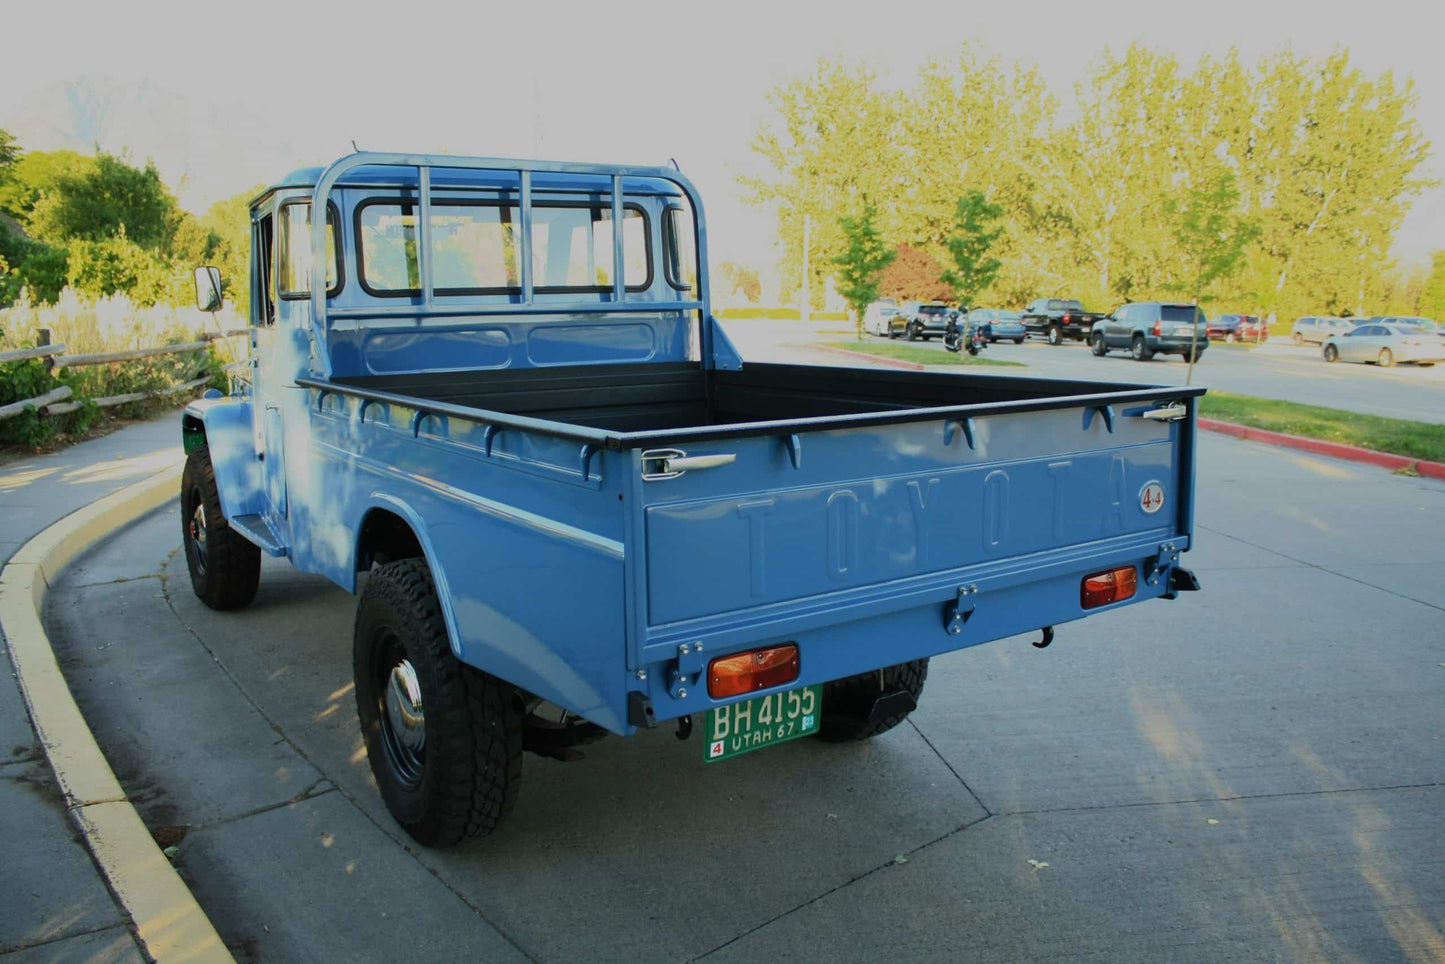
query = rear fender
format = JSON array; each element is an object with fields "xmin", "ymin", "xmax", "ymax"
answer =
[
  {"xmin": 352, "ymin": 495, "xmax": 463, "ymax": 661},
  {"xmin": 183, "ymin": 398, "xmax": 264, "ymax": 520}
]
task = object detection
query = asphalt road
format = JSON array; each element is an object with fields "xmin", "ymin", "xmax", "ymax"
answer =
[
  {"xmin": 45, "ymin": 435, "xmax": 1445, "ymax": 963},
  {"xmin": 719, "ymin": 320, "xmax": 1445, "ymax": 425}
]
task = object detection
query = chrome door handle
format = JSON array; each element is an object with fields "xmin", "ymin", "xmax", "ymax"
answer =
[
  {"xmin": 667, "ymin": 454, "xmax": 736, "ymax": 471},
  {"xmin": 1138, "ymin": 403, "xmax": 1187, "ymax": 422}
]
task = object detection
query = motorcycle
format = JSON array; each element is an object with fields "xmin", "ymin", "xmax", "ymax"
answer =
[{"xmin": 944, "ymin": 317, "xmax": 987, "ymax": 356}]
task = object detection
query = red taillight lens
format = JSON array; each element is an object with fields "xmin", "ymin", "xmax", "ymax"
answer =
[
  {"xmin": 1081, "ymin": 566, "xmax": 1138, "ymax": 609},
  {"xmin": 1152, "ymin": 320, "xmax": 1162, "ymax": 336},
  {"xmin": 1062, "ymin": 312, "xmax": 1072, "ymax": 322},
  {"xmin": 708, "ymin": 645, "xmax": 800, "ymax": 699}
]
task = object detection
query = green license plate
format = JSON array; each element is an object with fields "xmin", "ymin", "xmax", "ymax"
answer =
[{"xmin": 704, "ymin": 685, "xmax": 821, "ymax": 763}]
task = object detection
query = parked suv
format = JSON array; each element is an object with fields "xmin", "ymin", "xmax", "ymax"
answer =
[
  {"xmin": 1290, "ymin": 316, "xmax": 1356, "ymax": 346},
  {"xmin": 1091, "ymin": 302, "xmax": 1208, "ymax": 361},
  {"xmin": 890, "ymin": 301, "xmax": 951, "ymax": 341}
]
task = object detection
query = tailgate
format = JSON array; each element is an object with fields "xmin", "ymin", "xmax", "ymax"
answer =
[{"xmin": 638, "ymin": 400, "xmax": 1191, "ymax": 638}]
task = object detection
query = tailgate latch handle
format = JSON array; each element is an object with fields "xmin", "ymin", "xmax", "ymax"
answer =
[
  {"xmin": 641, "ymin": 448, "xmax": 736, "ymax": 481},
  {"xmin": 1137, "ymin": 403, "xmax": 1188, "ymax": 422}
]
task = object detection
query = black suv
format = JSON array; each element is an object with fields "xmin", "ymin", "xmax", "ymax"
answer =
[
  {"xmin": 890, "ymin": 302, "xmax": 952, "ymax": 341},
  {"xmin": 1090, "ymin": 302, "xmax": 1208, "ymax": 361}
]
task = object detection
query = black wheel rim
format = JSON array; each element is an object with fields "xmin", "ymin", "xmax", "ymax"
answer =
[
  {"xmin": 186, "ymin": 486, "xmax": 208, "ymax": 574},
  {"xmin": 375, "ymin": 633, "xmax": 426, "ymax": 789}
]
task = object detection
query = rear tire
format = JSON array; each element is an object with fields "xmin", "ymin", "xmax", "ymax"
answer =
[
  {"xmin": 1131, "ymin": 335, "xmax": 1153, "ymax": 361},
  {"xmin": 1090, "ymin": 331, "xmax": 1107, "ymax": 356},
  {"xmin": 1378, "ymin": 348, "xmax": 1395, "ymax": 368},
  {"xmin": 908, "ymin": 322, "xmax": 922, "ymax": 342},
  {"xmin": 1323, "ymin": 344, "xmax": 1339, "ymax": 363},
  {"xmin": 354, "ymin": 559, "xmax": 523, "ymax": 848},
  {"xmin": 1014, "ymin": 338, "xmax": 1025, "ymax": 345},
  {"xmin": 818, "ymin": 659, "xmax": 928, "ymax": 742},
  {"xmin": 1225, "ymin": 332, "xmax": 1236, "ymax": 344},
  {"xmin": 181, "ymin": 446, "xmax": 260, "ymax": 611},
  {"xmin": 1047, "ymin": 325, "xmax": 1063, "ymax": 346},
  {"xmin": 1293, "ymin": 332, "xmax": 1304, "ymax": 346}
]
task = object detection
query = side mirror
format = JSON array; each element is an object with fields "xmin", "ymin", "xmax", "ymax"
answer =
[{"xmin": 194, "ymin": 265, "xmax": 223, "ymax": 313}]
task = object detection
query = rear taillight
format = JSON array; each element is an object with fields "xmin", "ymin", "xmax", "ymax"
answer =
[
  {"xmin": 1152, "ymin": 320, "xmax": 1162, "ymax": 336},
  {"xmin": 1081, "ymin": 566, "xmax": 1138, "ymax": 609},
  {"xmin": 1062, "ymin": 312, "xmax": 1072, "ymax": 323},
  {"xmin": 708, "ymin": 645, "xmax": 800, "ymax": 698}
]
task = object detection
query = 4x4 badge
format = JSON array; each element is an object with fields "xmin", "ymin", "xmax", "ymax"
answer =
[{"xmin": 1139, "ymin": 481, "xmax": 1165, "ymax": 514}]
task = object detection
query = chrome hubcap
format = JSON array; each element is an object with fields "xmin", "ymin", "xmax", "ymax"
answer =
[
  {"xmin": 384, "ymin": 660, "xmax": 426, "ymax": 757},
  {"xmin": 188, "ymin": 496, "xmax": 208, "ymax": 573}
]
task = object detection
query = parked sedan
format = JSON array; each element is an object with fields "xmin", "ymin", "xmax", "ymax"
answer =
[
  {"xmin": 1208, "ymin": 313, "xmax": 1268, "ymax": 343},
  {"xmin": 967, "ymin": 308, "xmax": 1027, "ymax": 344},
  {"xmin": 1322, "ymin": 323, "xmax": 1445, "ymax": 367}
]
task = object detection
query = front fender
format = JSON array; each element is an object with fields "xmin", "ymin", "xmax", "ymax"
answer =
[{"xmin": 184, "ymin": 398, "xmax": 264, "ymax": 521}]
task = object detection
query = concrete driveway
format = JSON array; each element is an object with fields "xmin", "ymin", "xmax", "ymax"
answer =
[{"xmin": 42, "ymin": 432, "xmax": 1445, "ymax": 962}]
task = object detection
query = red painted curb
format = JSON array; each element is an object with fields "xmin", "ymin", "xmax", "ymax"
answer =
[
  {"xmin": 812, "ymin": 346, "xmax": 926, "ymax": 371},
  {"xmin": 1198, "ymin": 418, "xmax": 1445, "ymax": 480}
]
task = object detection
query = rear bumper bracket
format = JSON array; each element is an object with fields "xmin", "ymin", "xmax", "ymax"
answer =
[{"xmin": 943, "ymin": 584, "xmax": 979, "ymax": 636}]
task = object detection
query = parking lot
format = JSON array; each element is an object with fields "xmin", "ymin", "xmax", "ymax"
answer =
[
  {"xmin": 721, "ymin": 319, "xmax": 1445, "ymax": 425},
  {"xmin": 38, "ymin": 329, "xmax": 1445, "ymax": 961}
]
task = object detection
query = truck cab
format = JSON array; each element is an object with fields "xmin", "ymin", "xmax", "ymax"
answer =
[{"xmin": 181, "ymin": 152, "xmax": 1202, "ymax": 848}]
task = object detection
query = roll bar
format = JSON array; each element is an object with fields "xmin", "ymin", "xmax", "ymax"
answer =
[{"xmin": 307, "ymin": 151, "xmax": 714, "ymax": 378}]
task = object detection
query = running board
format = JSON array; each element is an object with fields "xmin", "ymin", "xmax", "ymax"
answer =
[{"xmin": 228, "ymin": 514, "xmax": 287, "ymax": 556}]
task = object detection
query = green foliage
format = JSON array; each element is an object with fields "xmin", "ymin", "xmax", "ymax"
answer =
[
  {"xmin": 0, "ymin": 355, "xmax": 93, "ymax": 447},
  {"xmin": 66, "ymin": 233, "xmax": 188, "ymax": 306},
  {"xmin": 1420, "ymin": 251, "xmax": 1445, "ymax": 320},
  {"xmin": 0, "ymin": 129, "xmax": 18, "ymax": 171},
  {"xmin": 879, "ymin": 245, "xmax": 953, "ymax": 303},
  {"xmin": 1163, "ymin": 171, "xmax": 1260, "ymax": 303},
  {"xmin": 746, "ymin": 43, "xmax": 1433, "ymax": 321},
  {"xmin": 830, "ymin": 204, "xmax": 896, "ymax": 337},
  {"xmin": 940, "ymin": 192, "xmax": 1005, "ymax": 306},
  {"xmin": 0, "ymin": 149, "xmax": 96, "ymax": 223},
  {"xmin": 28, "ymin": 152, "xmax": 181, "ymax": 251}
]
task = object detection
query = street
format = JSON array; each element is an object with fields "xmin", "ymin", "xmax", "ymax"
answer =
[{"xmin": 42, "ymin": 424, "xmax": 1445, "ymax": 962}]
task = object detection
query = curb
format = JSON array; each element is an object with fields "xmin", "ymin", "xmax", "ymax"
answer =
[
  {"xmin": 811, "ymin": 345, "xmax": 926, "ymax": 371},
  {"xmin": 1198, "ymin": 418, "xmax": 1445, "ymax": 480},
  {"xmin": 0, "ymin": 461, "xmax": 235, "ymax": 963}
]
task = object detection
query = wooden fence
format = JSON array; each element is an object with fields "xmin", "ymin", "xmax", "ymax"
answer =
[{"xmin": 0, "ymin": 330, "xmax": 246, "ymax": 422}]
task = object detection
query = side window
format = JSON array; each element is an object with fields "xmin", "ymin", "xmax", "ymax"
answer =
[
  {"xmin": 254, "ymin": 213, "xmax": 275, "ymax": 326},
  {"xmin": 277, "ymin": 202, "xmax": 342, "ymax": 299},
  {"xmin": 662, "ymin": 205, "xmax": 697, "ymax": 294}
]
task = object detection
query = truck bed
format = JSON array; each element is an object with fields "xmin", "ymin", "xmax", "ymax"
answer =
[{"xmin": 332, "ymin": 361, "xmax": 1183, "ymax": 442}]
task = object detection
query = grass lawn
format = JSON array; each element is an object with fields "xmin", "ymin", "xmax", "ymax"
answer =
[
  {"xmin": 826, "ymin": 341, "xmax": 1025, "ymax": 368},
  {"xmin": 1200, "ymin": 392, "xmax": 1445, "ymax": 463}
]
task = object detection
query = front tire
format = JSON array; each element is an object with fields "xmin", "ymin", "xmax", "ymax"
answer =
[
  {"xmin": 1225, "ymin": 332, "xmax": 1236, "ymax": 344},
  {"xmin": 181, "ymin": 446, "xmax": 260, "ymax": 611},
  {"xmin": 1090, "ymin": 331, "xmax": 1107, "ymax": 356},
  {"xmin": 818, "ymin": 659, "xmax": 928, "ymax": 742},
  {"xmin": 1292, "ymin": 332, "xmax": 1304, "ymax": 346},
  {"xmin": 355, "ymin": 559, "xmax": 523, "ymax": 848}
]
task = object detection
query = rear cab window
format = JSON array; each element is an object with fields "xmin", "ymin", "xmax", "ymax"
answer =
[{"xmin": 356, "ymin": 198, "xmax": 650, "ymax": 296}]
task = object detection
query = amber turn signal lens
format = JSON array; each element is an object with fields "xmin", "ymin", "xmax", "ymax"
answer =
[
  {"xmin": 708, "ymin": 644, "xmax": 800, "ymax": 699},
  {"xmin": 1081, "ymin": 566, "xmax": 1138, "ymax": 609}
]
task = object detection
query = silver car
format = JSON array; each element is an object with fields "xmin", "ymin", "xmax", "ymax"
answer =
[
  {"xmin": 1322, "ymin": 323, "xmax": 1445, "ymax": 367},
  {"xmin": 1291, "ymin": 316, "xmax": 1356, "ymax": 345}
]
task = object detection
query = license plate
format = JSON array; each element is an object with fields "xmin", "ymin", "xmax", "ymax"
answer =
[{"xmin": 703, "ymin": 685, "xmax": 821, "ymax": 763}]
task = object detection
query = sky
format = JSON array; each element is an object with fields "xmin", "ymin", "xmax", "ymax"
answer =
[{"xmin": 2, "ymin": 0, "xmax": 1440, "ymax": 269}]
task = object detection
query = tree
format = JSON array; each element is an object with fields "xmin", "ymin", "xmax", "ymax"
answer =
[
  {"xmin": 0, "ymin": 129, "xmax": 19, "ymax": 182},
  {"xmin": 940, "ymin": 191, "xmax": 1005, "ymax": 307},
  {"xmin": 0, "ymin": 150, "xmax": 97, "ymax": 225},
  {"xmin": 28, "ymin": 152, "xmax": 181, "ymax": 251},
  {"xmin": 1164, "ymin": 170, "xmax": 1260, "ymax": 382},
  {"xmin": 717, "ymin": 261, "xmax": 763, "ymax": 303},
  {"xmin": 879, "ymin": 245, "xmax": 953, "ymax": 302},
  {"xmin": 1419, "ymin": 251, "xmax": 1445, "ymax": 321},
  {"xmin": 831, "ymin": 205, "xmax": 895, "ymax": 339}
]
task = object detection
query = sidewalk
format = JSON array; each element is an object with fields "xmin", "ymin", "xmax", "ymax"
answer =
[{"xmin": 1, "ymin": 413, "xmax": 182, "ymax": 962}]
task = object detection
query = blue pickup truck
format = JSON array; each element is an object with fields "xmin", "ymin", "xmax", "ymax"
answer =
[{"xmin": 181, "ymin": 152, "xmax": 1202, "ymax": 847}]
